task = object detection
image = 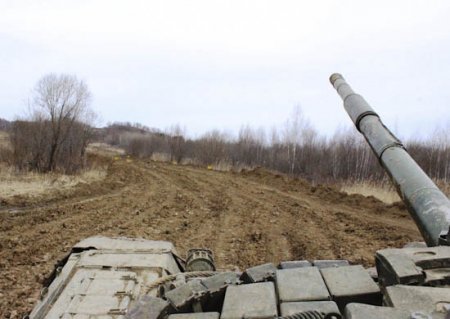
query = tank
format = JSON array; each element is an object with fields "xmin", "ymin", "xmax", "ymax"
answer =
[{"xmin": 28, "ymin": 74, "xmax": 450, "ymax": 319}]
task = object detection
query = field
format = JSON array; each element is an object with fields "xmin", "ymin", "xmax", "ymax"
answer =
[{"xmin": 0, "ymin": 157, "xmax": 423, "ymax": 317}]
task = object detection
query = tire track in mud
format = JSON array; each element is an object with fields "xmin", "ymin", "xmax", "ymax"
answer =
[
  {"xmin": 138, "ymin": 162, "xmax": 238, "ymax": 268},
  {"xmin": 139, "ymin": 161, "xmax": 419, "ymax": 266},
  {"xmin": 141, "ymin": 162, "xmax": 254, "ymax": 268},
  {"xmin": 158, "ymin": 164, "xmax": 336, "ymax": 266},
  {"xmin": 151, "ymin": 163, "xmax": 294, "ymax": 267},
  {"xmin": 246, "ymin": 184, "xmax": 419, "ymax": 265}
]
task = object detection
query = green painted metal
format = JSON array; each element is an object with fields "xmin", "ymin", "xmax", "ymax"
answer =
[{"xmin": 330, "ymin": 73, "xmax": 450, "ymax": 247}]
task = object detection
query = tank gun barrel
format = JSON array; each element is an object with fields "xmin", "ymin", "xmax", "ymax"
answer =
[{"xmin": 330, "ymin": 73, "xmax": 450, "ymax": 247}]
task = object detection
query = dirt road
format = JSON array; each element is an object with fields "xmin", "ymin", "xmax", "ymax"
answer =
[{"xmin": 0, "ymin": 159, "xmax": 421, "ymax": 317}]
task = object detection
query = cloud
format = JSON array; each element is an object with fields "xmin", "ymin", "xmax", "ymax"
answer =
[{"xmin": 0, "ymin": 0, "xmax": 449, "ymax": 137}]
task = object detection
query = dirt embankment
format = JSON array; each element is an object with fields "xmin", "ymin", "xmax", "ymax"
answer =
[{"xmin": 0, "ymin": 159, "xmax": 421, "ymax": 318}]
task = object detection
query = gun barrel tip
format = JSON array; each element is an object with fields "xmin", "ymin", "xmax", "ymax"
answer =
[{"xmin": 329, "ymin": 73, "xmax": 343, "ymax": 85}]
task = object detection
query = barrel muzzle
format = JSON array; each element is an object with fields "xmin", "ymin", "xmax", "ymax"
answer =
[{"xmin": 329, "ymin": 73, "xmax": 344, "ymax": 86}]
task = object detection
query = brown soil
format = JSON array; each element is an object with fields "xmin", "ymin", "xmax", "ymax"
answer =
[{"xmin": 0, "ymin": 159, "xmax": 421, "ymax": 318}]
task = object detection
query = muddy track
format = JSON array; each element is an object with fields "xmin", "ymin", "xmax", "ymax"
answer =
[{"xmin": 0, "ymin": 159, "xmax": 422, "ymax": 318}]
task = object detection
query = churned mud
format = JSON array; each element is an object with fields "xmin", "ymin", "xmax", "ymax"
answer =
[{"xmin": 0, "ymin": 159, "xmax": 421, "ymax": 318}]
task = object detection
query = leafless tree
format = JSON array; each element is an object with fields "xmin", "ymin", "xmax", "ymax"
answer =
[
  {"xmin": 283, "ymin": 106, "xmax": 313, "ymax": 175},
  {"xmin": 195, "ymin": 130, "xmax": 228, "ymax": 165},
  {"xmin": 167, "ymin": 124, "xmax": 186, "ymax": 163},
  {"xmin": 10, "ymin": 73, "xmax": 95, "ymax": 173},
  {"xmin": 33, "ymin": 74, "xmax": 92, "ymax": 171}
]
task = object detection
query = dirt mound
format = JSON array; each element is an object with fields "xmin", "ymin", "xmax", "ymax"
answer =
[{"xmin": 0, "ymin": 159, "xmax": 421, "ymax": 318}]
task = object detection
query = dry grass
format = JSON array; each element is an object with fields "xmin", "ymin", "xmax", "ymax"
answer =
[
  {"xmin": 0, "ymin": 140, "xmax": 110, "ymax": 200},
  {"xmin": 86, "ymin": 142, "xmax": 125, "ymax": 157},
  {"xmin": 0, "ymin": 164, "xmax": 107, "ymax": 199},
  {"xmin": 342, "ymin": 179, "xmax": 450, "ymax": 204},
  {"xmin": 341, "ymin": 181, "xmax": 401, "ymax": 204}
]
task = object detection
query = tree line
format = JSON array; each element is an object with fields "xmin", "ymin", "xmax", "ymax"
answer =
[
  {"xmin": 3, "ymin": 73, "xmax": 448, "ymax": 183},
  {"xmin": 109, "ymin": 108, "xmax": 450, "ymax": 184}
]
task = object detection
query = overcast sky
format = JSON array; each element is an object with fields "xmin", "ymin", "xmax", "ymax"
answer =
[{"xmin": 1, "ymin": 0, "xmax": 449, "ymax": 138}]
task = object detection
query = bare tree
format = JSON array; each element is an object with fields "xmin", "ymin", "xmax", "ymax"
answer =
[
  {"xmin": 195, "ymin": 130, "xmax": 228, "ymax": 165},
  {"xmin": 10, "ymin": 73, "xmax": 95, "ymax": 173},
  {"xmin": 31, "ymin": 74, "xmax": 92, "ymax": 171},
  {"xmin": 167, "ymin": 124, "xmax": 186, "ymax": 163},
  {"xmin": 283, "ymin": 106, "xmax": 311, "ymax": 175}
]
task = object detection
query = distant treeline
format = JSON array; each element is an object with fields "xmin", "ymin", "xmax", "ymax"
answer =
[
  {"xmin": 104, "ymin": 110, "xmax": 450, "ymax": 184},
  {"xmin": 3, "ymin": 109, "xmax": 448, "ymax": 182}
]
